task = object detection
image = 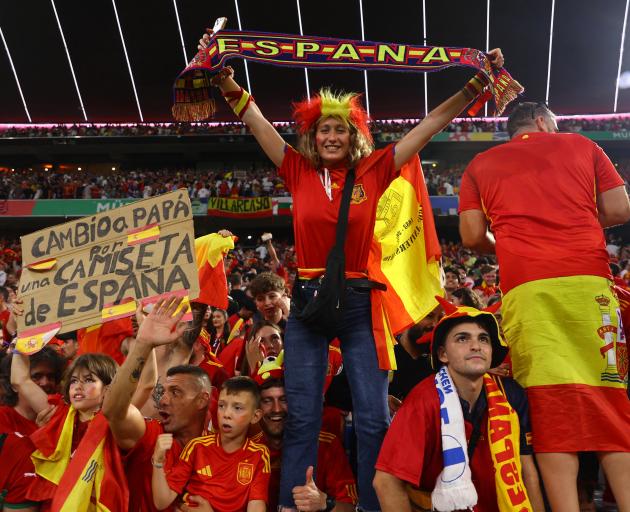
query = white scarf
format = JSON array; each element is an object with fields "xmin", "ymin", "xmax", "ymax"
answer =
[{"xmin": 432, "ymin": 366, "xmax": 478, "ymax": 511}]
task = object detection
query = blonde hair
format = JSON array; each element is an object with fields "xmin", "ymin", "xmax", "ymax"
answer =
[{"xmin": 297, "ymin": 116, "xmax": 374, "ymax": 169}]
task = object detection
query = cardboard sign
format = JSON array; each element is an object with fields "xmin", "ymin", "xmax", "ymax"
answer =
[{"xmin": 17, "ymin": 190, "xmax": 200, "ymax": 335}]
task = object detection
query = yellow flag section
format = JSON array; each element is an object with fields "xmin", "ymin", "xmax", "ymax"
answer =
[{"xmin": 367, "ymin": 155, "xmax": 443, "ymax": 370}]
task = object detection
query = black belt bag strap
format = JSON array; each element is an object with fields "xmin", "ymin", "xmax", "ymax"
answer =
[
  {"xmin": 293, "ymin": 168, "xmax": 356, "ymax": 337},
  {"xmin": 346, "ymin": 278, "xmax": 387, "ymax": 291}
]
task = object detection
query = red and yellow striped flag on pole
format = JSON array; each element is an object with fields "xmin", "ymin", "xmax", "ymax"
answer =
[{"xmin": 367, "ymin": 155, "xmax": 443, "ymax": 370}]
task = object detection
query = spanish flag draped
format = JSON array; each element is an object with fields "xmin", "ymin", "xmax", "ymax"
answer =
[
  {"xmin": 29, "ymin": 407, "xmax": 128, "ymax": 511},
  {"xmin": 367, "ymin": 155, "xmax": 443, "ymax": 370},
  {"xmin": 195, "ymin": 233, "xmax": 236, "ymax": 309}
]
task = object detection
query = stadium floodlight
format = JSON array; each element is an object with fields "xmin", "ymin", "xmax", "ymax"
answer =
[
  {"xmin": 358, "ymin": 0, "xmax": 370, "ymax": 116},
  {"xmin": 545, "ymin": 0, "xmax": 555, "ymax": 105},
  {"xmin": 422, "ymin": 0, "xmax": 428, "ymax": 117},
  {"xmin": 295, "ymin": 0, "xmax": 310, "ymax": 98},
  {"xmin": 111, "ymin": 0, "xmax": 144, "ymax": 122},
  {"xmin": 51, "ymin": 0, "xmax": 87, "ymax": 121},
  {"xmin": 172, "ymin": 0, "xmax": 188, "ymax": 65},
  {"xmin": 233, "ymin": 0, "xmax": 252, "ymax": 94},
  {"xmin": 0, "ymin": 25, "xmax": 32, "ymax": 122},
  {"xmin": 614, "ymin": 0, "xmax": 630, "ymax": 112}
]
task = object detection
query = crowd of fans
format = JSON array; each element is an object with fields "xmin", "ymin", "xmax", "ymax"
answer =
[
  {"xmin": 0, "ymin": 223, "xmax": 626, "ymax": 509},
  {"xmin": 1, "ymin": 115, "xmax": 630, "ymax": 140},
  {"xmin": 0, "ymin": 167, "xmax": 288, "ymax": 200}
]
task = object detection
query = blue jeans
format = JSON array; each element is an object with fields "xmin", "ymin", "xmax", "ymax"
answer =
[{"xmin": 279, "ymin": 281, "xmax": 390, "ymax": 511}]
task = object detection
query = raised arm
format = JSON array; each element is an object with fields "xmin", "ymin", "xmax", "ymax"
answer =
[
  {"xmin": 394, "ymin": 49, "xmax": 504, "ymax": 170},
  {"xmin": 130, "ymin": 342, "xmax": 158, "ymax": 410},
  {"xmin": 103, "ymin": 296, "xmax": 188, "ymax": 450},
  {"xmin": 199, "ymin": 32, "xmax": 286, "ymax": 168},
  {"xmin": 10, "ymin": 352, "xmax": 49, "ymax": 415}
]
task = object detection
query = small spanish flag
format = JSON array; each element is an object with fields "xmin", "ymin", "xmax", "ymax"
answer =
[
  {"xmin": 195, "ymin": 233, "xmax": 235, "ymax": 308},
  {"xmin": 16, "ymin": 322, "xmax": 62, "ymax": 355},
  {"xmin": 127, "ymin": 222, "xmax": 160, "ymax": 246},
  {"xmin": 101, "ymin": 297, "xmax": 137, "ymax": 323},
  {"xmin": 27, "ymin": 257, "xmax": 57, "ymax": 271},
  {"xmin": 141, "ymin": 289, "xmax": 193, "ymax": 322}
]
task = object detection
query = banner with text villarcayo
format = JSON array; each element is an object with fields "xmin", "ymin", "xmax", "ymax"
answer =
[
  {"xmin": 207, "ymin": 197, "xmax": 272, "ymax": 218},
  {"xmin": 16, "ymin": 191, "xmax": 200, "ymax": 353}
]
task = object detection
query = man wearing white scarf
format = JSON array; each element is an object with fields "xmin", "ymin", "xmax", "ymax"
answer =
[{"xmin": 373, "ymin": 301, "xmax": 544, "ymax": 511}]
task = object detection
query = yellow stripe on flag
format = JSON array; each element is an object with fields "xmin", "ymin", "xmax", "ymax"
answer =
[
  {"xmin": 31, "ymin": 406, "xmax": 77, "ymax": 485},
  {"xmin": 502, "ymin": 275, "xmax": 626, "ymax": 389},
  {"xmin": 101, "ymin": 299, "xmax": 137, "ymax": 322},
  {"xmin": 57, "ymin": 437, "xmax": 107, "ymax": 512},
  {"xmin": 127, "ymin": 223, "xmax": 160, "ymax": 246},
  {"xmin": 27, "ymin": 258, "xmax": 57, "ymax": 271}
]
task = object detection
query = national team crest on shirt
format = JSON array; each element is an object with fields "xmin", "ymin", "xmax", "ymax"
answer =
[
  {"xmin": 237, "ymin": 461, "xmax": 254, "ymax": 485},
  {"xmin": 351, "ymin": 184, "xmax": 367, "ymax": 204}
]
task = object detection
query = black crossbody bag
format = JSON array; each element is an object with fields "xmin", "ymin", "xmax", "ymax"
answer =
[{"xmin": 293, "ymin": 168, "xmax": 356, "ymax": 337}]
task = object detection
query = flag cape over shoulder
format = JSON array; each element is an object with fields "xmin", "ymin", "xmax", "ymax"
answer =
[
  {"xmin": 51, "ymin": 414, "xmax": 129, "ymax": 512},
  {"xmin": 367, "ymin": 156, "xmax": 443, "ymax": 370},
  {"xmin": 173, "ymin": 27, "xmax": 523, "ymax": 121}
]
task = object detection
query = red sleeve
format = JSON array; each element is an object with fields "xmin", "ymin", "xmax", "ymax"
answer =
[
  {"xmin": 0, "ymin": 434, "xmax": 37, "ymax": 507},
  {"xmin": 375, "ymin": 384, "xmax": 435, "ymax": 485},
  {"xmin": 248, "ymin": 452, "xmax": 271, "ymax": 503},
  {"xmin": 166, "ymin": 444, "xmax": 195, "ymax": 495},
  {"xmin": 278, "ymin": 145, "xmax": 305, "ymax": 193},
  {"xmin": 319, "ymin": 435, "xmax": 357, "ymax": 504},
  {"xmin": 370, "ymin": 144, "xmax": 398, "ymax": 193},
  {"xmin": 593, "ymin": 142, "xmax": 624, "ymax": 194},
  {"xmin": 458, "ymin": 159, "xmax": 483, "ymax": 213},
  {"xmin": 123, "ymin": 419, "xmax": 158, "ymax": 462}
]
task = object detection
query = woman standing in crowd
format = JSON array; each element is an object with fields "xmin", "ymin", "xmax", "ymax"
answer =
[
  {"xmin": 206, "ymin": 307, "xmax": 230, "ymax": 354},
  {"xmin": 201, "ymin": 29, "xmax": 505, "ymax": 510}
]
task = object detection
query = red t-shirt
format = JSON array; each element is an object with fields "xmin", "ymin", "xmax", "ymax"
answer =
[
  {"xmin": 167, "ymin": 433, "xmax": 270, "ymax": 512},
  {"xmin": 123, "ymin": 419, "xmax": 183, "ymax": 512},
  {"xmin": 459, "ymin": 132, "xmax": 624, "ymax": 293},
  {"xmin": 0, "ymin": 406, "xmax": 37, "ymax": 435},
  {"xmin": 376, "ymin": 377, "xmax": 531, "ymax": 512},
  {"xmin": 253, "ymin": 430, "xmax": 357, "ymax": 511},
  {"xmin": 279, "ymin": 145, "xmax": 398, "ymax": 272},
  {"xmin": 0, "ymin": 433, "xmax": 37, "ymax": 508}
]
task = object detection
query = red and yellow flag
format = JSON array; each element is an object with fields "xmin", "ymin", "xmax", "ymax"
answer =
[
  {"xmin": 367, "ymin": 156, "xmax": 443, "ymax": 370},
  {"xmin": 51, "ymin": 414, "xmax": 129, "ymax": 512},
  {"xmin": 15, "ymin": 322, "xmax": 62, "ymax": 355},
  {"xmin": 195, "ymin": 233, "xmax": 235, "ymax": 309}
]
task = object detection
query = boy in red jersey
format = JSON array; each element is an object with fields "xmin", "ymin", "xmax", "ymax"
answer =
[{"xmin": 152, "ymin": 376, "xmax": 270, "ymax": 511}]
